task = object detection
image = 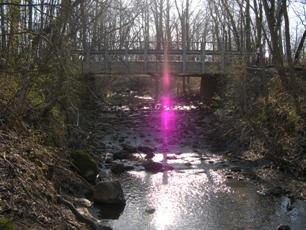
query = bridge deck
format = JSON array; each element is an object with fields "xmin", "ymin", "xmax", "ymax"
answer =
[{"xmin": 82, "ymin": 45, "xmax": 253, "ymax": 76}]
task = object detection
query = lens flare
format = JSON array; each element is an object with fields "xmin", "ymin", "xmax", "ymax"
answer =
[{"xmin": 160, "ymin": 41, "xmax": 176, "ymax": 154}]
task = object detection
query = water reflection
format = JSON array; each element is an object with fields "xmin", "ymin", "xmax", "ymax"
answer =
[
  {"xmin": 160, "ymin": 109, "xmax": 176, "ymax": 151},
  {"xmin": 162, "ymin": 171, "xmax": 168, "ymax": 185},
  {"xmin": 160, "ymin": 95, "xmax": 176, "ymax": 169},
  {"xmin": 104, "ymin": 162, "xmax": 306, "ymax": 230}
]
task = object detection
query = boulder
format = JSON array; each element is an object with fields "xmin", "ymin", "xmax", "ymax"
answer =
[
  {"xmin": 113, "ymin": 144, "xmax": 138, "ymax": 160},
  {"xmin": 121, "ymin": 144, "xmax": 137, "ymax": 153},
  {"xmin": 94, "ymin": 203, "xmax": 125, "ymax": 219},
  {"xmin": 71, "ymin": 150, "xmax": 98, "ymax": 184},
  {"xmin": 118, "ymin": 137, "xmax": 125, "ymax": 143},
  {"xmin": 230, "ymin": 166, "xmax": 242, "ymax": 172},
  {"xmin": 143, "ymin": 161, "xmax": 163, "ymax": 172},
  {"xmin": 267, "ymin": 186, "xmax": 285, "ymax": 197},
  {"xmin": 145, "ymin": 152, "xmax": 155, "ymax": 160},
  {"xmin": 93, "ymin": 181, "xmax": 125, "ymax": 204},
  {"xmin": 113, "ymin": 151, "xmax": 130, "ymax": 160},
  {"xmin": 138, "ymin": 146, "xmax": 155, "ymax": 154},
  {"xmin": 111, "ymin": 162, "xmax": 126, "ymax": 174},
  {"xmin": 143, "ymin": 160, "xmax": 173, "ymax": 172},
  {"xmin": 104, "ymin": 153, "xmax": 113, "ymax": 163},
  {"xmin": 145, "ymin": 208, "xmax": 156, "ymax": 214},
  {"xmin": 276, "ymin": 225, "xmax": 290, "ymax": 230},
  {"xmin": 166, "ymin": 155, "xmax": 177, "ymax": 160}
]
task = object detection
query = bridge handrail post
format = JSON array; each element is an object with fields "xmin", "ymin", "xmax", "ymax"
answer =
[
  {"xmin": 201, "ymin": 41, "xmax": 206, "ymax": 73},
  {"xmin": 144, "ymin": 40, "xmax": 148, "ymax": 73},
  {"xmin": 183, "ymin": 43, "xmax": 187, "ymax": 74},
  {"xmin": 125, "ymin": 41, "xmax": 130, "ymax": 73}
]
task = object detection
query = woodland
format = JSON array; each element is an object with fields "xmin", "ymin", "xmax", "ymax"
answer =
[{"xmin": 0, "ymin": 0, "xmax": 305, "ymax": 229}]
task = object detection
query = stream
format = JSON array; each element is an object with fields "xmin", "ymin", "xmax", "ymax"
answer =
[{"xmin": 89, "ymin": 96, "xmax": 306, "ymax": 230}]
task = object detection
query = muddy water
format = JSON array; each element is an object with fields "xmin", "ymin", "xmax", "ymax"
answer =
[{"xmin": 92, "ymin": 100, "xmax": 306, "ymax": 230}]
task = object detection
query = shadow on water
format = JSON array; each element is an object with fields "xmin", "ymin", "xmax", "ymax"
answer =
[{"xmin": 91, "ymin": 203, "xmax": 125, "ymax": 219}]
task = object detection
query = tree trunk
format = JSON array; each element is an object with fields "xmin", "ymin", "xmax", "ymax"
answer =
[
  {"xmin": 1, "ymin": 0, "xmax": 6, "ymax": 51},
  {"xmin": 283, "ymin": 0, "xmax": 292, "ymax": 66},
  {"xmin": 294, "ymin": 30, "xmax": 306, "ymax": 65},
  {"xmin": 245, "ymin": 0, "xmax": 251, "ymax": 52}
]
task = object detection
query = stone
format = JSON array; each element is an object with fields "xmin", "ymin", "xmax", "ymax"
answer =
[
  {"xmin": 111, "ymin": 162, "xmax": 126, "ymax": 174},
  {"xmin": 143, "ymin": 160, "xmax": 163, "ymax": 172},
  {"xmin": 94, "ymin": 203, "xmax": 125, "ymax": 220},
  {"xmin": 93, "ymin": 181, "xmax": 125, "ymax": 204},
  {"xmin": 113, "ymin": 151, "xmax": 130, "ymax": 160},
  {"xmin": 104, "ymin": 153, "xmax": 113, "ymax": 163},
  {"xmin": 145, "ymin": 208, "xmax": 156, "ymax": 214},
  {"xmin": 137, "ymin": 146, "xmax": 156, "ymax": 159},
  {"xmin": 230, "ymin": 166, "xmax": 242, "ymax": 172},
  {"xmin": 143, "ymin": 160, "xmax": 173, "ymax": 172},
  {"xmin": 72, "ymin": 197, "xmax": 92, "ymax": 208},
  {"xmin": 71, "ymin": 150, "xmax": 98, "ymax": 184},
  {"xmin": 138, "ymin": 146, "xmax": 155, "ymax": 154},
  {"xmin": 166, "ymin": 155, "xmax": 177, "ymax": 160},
  {"xmin": 118, "ymin": 137, "xmax": 125, "ymax": 143},
  {"xmin": 124, "ymin": 165, "xmax": 134, "ymax": 171},
  {"xmin": 276, "ymin": 225, "xmax": 290, "ymax": 230},
  {"xmin": 145, "ymin": 152, "xmax": 155, "ymax": 160},
  {"xmin": 121, "ymin": 144, "xmax": 137, "ymax": 153},
  {"xmin": 267, "ymin": 186, "xmax": 285, "ymax": 197}
]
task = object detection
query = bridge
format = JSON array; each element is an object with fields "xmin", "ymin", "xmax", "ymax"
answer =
[{"xmin": 81, "ymin": 41, "xmax": 253, "ymax": 77}]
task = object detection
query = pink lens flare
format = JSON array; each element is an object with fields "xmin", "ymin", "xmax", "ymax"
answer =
[
  {"xmin": 162, "ymin": 68, "xmax": 170, "ymax": 89},
  {"xmin": 161, "ymin": 109, "xmax": 175, "ymax": 131},
  {"xmin": 160, "ymin": 109, "xmax": 176, "ymax": 151},
  {"xmin": 159, "ymin": 41, "xmax": 178, "ymax": 153},
  {"xmin": 161, "ymin": 95, "xmax": 172, "ymax": 107}
]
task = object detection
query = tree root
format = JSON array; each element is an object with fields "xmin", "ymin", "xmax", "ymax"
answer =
[{"xmin": 57, "ymin": 195, "xmax": 111, "ymax": 230}]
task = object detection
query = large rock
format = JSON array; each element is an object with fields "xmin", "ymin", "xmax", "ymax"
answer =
[
  {"xmin": 93, "ymin": 181, "xmax": 125, "ymax": 204},
  {"xmin": 104, "ymin": 153, "xmax": 113, "ymax": 163},
  {"xmin": 94, "ymin": 203, "xmax": 125, "ymax": 219},
  {"xmin": 71, "ymin": 150, "xmax": 98, "ymax": 184},
  {"xmin": 143, "ymin": 161, "xmax": 163, "ymax": 172},
  {"xmin": 113, "ymin": 144, "xmax": 137, "ymax": 160},
  {"xmin": 138, "ymin": 146, "xmax": 156, "ymax": 159},
  {"xmin": 137, "ymin": 146, "xmax": 155, "ymax": 154},
  {"xmin": 276, "ymin": 225, "xmax": 290, "ymax": 230},
  {"xmin": 111, "ymin": 162, "xmax": 126, "ymax": 174},
  {"xmin": 113, "ymin": 151, "xmax": 130, "ymax": 160},
  {"xmin": 121, "ymin": 144, "xmax": 137, "ymax": 153},
  {"xmin": 143, "ymin": 160, "xmax": 174, "ymax": 173}
]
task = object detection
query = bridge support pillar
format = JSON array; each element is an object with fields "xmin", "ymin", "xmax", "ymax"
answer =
[{"xmin": 200, "ymin": 74, "xmax": 218, "ymax": 103}]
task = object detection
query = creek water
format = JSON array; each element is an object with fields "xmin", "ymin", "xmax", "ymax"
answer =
[{"xmin": 91, "ymin": 98, "xmax": 306, "ymax": 230}]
